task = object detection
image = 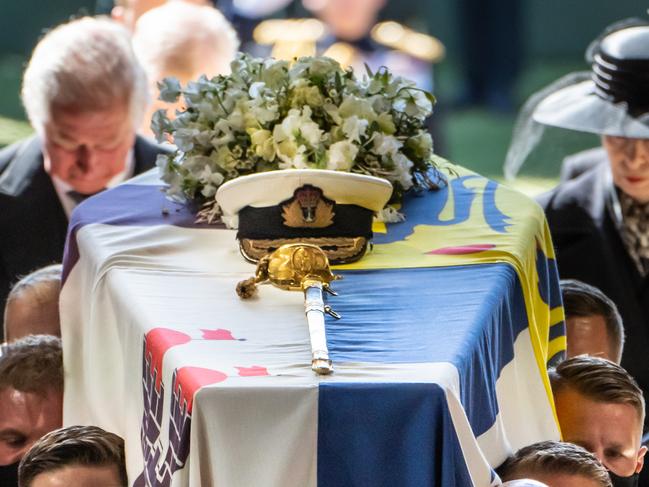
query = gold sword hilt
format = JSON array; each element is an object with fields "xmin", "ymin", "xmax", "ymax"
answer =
[
  {"xmin": 236, "ymin": 244, "xmax": 342, "ymax": 375},
  {"xmin": 236, "ymin": 243, "xmax": 342, "ymax": 297}
]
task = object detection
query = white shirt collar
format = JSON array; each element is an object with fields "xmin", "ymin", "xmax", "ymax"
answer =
[{"xmin": 51, "ymin": 149, "xmax": 135, "ymax": 217}]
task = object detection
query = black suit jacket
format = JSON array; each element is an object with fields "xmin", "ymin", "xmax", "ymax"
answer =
[
  {"xmin": 539, "ymin": 159, "xmax": 649, "ymax": 418},
  {"xmin": 0, "ymin": 135, "xmax": 166, "ymax": 338}
]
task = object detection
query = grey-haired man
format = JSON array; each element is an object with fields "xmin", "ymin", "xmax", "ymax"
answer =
[{"xmin": 0, "ymin": 17, "xmax": 168, "ymax": 338}]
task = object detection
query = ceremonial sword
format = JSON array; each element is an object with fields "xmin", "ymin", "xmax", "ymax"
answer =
[{"xmin": 236, "ymin": 243, "xmax": 341, "ymax": 375}]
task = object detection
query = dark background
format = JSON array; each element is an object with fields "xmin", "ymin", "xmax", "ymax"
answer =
[{"xmin": 0, "ymin": 0, "xmax": 646, "ymax": 187}]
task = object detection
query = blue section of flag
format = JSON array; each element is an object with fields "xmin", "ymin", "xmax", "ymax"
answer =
[
  {"xmin": 70, "ymin": 184, "xmax": 215, "ymax": 229},
  {"xmin": 317, "ymin": 382, "xmax": 474, "ymax": 487},
  {"xmin": 535, "ymin": 246, "xmax": 566, "ymax": 365},
  {"xmin": 535, "ymin": 247, "xmax": 563, "ymax": 310},
  {"xmin": 482, "ymin": 180, "xmax": 512, "ymax": 233},
  {"xmin": 549, "ymin": 322, "xmax": 566, "ymax": 342},
  {"xmin": 374, "ymin": 176, "xmax": 511, "ymax": 244},
  {"xmin": 325, "ymin": 263, "xmax": 529, "ymax": 438}
]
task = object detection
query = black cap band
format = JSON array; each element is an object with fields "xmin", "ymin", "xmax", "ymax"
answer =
[
  {"xmin": 593, "ymin": 52, "xmax": 649, "ymax": 115},
  {"xmin": 237, "ymin": 204, "xmax": 375, "ymax": 240}
]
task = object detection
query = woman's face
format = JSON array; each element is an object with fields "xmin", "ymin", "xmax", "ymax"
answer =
[{"xmin": 603, "ymin": 135, "xmax": 649, "ymax": 203}]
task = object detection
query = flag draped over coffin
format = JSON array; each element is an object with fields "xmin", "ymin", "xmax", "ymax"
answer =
[{"xmin": 60, "ymin": 162, "xmax": 565, "ymax": 487}]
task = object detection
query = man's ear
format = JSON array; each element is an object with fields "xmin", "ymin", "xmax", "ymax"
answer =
[{"xmin": 634, "ymin": 445, "xmax": 647, "ymax": 473}]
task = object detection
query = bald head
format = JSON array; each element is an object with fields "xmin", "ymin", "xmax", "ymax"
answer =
[{"xmin": 4, "ymin": 265, "xmax": 62, "ymax": 342}]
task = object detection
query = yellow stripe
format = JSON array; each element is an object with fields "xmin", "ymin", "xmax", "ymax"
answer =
[
  {"xmin": 550, "ymin": 306, "xmax": 565, "ymax": 327},
  {"xmin": 548, "ymin": 336, "xmax": 567, "ymax": 363}
]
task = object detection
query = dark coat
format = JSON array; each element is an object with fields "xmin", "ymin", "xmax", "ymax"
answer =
[
  {"xmin": 0, "ymin": 135, "xmax": 166, "ymax": 338},
  {"xmin": 539, "ymin": 157, "xmax": 649, "ymax": 417},
  {"xmin": 559, "ymin": 146, "xmax": 606, "ymax": 182}
]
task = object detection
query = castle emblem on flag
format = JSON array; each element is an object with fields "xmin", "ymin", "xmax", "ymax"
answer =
[{"xmin": 134, "ymin": 328, "xmax": 227, "ymax": 487}]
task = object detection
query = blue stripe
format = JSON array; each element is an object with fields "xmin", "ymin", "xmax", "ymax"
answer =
[
  {"xmin": 549, "ymin": 321, "xmax": 566, "ymax": 342},
  {"xmin": 317, "ymin": 382, "xmax": 473, "ymax": 487},
  {"xmin": 536, "ymin": 247, "xmax": 563, "ymax": 310},
  {"xmin": 70, "ymin": 184, "xmax": 216, "ymax": 229},
  {"xmin": 375, "ymin": 175, "xmax": 512, "ymax": 244},
  {"xmin": 547, "ymin": 350, "xmax": 566, "ymax": 368},
  {"xmin": 483, "ymin": 179, "xmax": 512, "ymax": 233},
  {"xmin": 325, "ymin": 263, "xmax": 529, "ymax": 438}
]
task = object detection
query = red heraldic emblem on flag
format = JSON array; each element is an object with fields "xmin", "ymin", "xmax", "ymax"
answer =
[{"xmin": 133, "ymin": 328, "xmax": 227, "ymax": 486}]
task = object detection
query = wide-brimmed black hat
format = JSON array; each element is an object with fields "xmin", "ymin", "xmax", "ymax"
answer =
[{"xmin": 533, "ymin": 25, "xmax": 649, "ymax": 138}]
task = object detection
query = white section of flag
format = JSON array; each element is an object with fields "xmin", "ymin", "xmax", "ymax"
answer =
[{"xmin": 61, "ymin": 220, "xmax": 559, "ymax": 487}]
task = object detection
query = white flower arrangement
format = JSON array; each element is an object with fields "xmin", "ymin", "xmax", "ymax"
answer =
[{"xmin": 153, "ymin": 53, "xmax": 442, "ymax": 222}]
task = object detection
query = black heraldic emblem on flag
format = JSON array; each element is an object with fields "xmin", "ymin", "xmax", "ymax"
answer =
[{"xmin": 133, "ymin": 328, "xmax": 226, "ymax": 486}]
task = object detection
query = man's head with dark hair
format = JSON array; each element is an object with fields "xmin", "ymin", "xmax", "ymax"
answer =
[
  {"xmin": 18, "ymin": 425, "xmax": 127, "ymax": 487},
  {"xmin": 549, "ymin": 356, "xmax": 647, "ymax": 479},
  {"xmin": 4, "ymin": 265, "xmax": 62, "ymax": 342},
  {"xmin": 497, "ymin": 440, "xmax": 612, "ymax": 486},
  {"xmin": 0, "ymin": 335, "xmax": 63, "ymax": 471},
  {"xmin": 560, "ymin": 279, "xmax": 624, "ymax": 363}
]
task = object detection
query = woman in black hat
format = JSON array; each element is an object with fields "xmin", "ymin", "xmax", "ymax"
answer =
[{"xmin": 506, "ymin": 22, "xmax": 649, "ymax": 485}]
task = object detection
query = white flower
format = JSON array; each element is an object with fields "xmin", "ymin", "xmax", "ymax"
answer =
[
  {"xmin": 300, "ymin": 121, "xmax": 323, "ymax": 147},
  {"xmin": 376, "ymin": 112, "xmax": 396, "ymax": 134},
  {"xmin": 370, "ymin": 94, "xmax": 391, "ymax": 114},
  {"xmin": 410, "ymin": 90, "xmax": 434, "ymax": 114},
  {"xmin": 327, "ymin": 140, "xmax": 358, "ymax": 171},
  {"xmin": 275, "ymin": 108, "xmax": 300, "ymax": 141},
  {"xmin": 324, "ymin": 102, "xmax": 342, "ymax": 125},
  {"xmin": 407, "ymin": 132, "xmax": 433, "ymax": 158},
  {"xmin": 385, "ymin": 75, "xmax": 414, "ymax": 97},
  {"xmin": 226, "ymin": 106, "xmax": 245, "ymax": 131},
  {"xmin": 248, "ymin": 128, "xmax": 276, "ymax": 161},
  {"xmin": 249, "ymin": 81, "xmax": 266, "ymax": 98},
  {"xmin": 198, "ymin": 164, "xmax": 225, "ymax": 185},
  {"xmin": 373, "ymin": 133, "xmax": 403, "ymax": 157},
  {"xmin": 182, "ymin": 76, "xmax": 213, "ymax": 106},
  {"xmin": 375, "ymin": 206, "xmax": 405, "ymax": 223},
  {"xmin": 247, "ymin": 100, "xmax": 279, "ymax": 125},
  {"xmin": 291, "ymin": 79, "xmax": 325, "ymax": 108},
  {"xmin": 339, "ymin": 95, "xmax": 376, "ymax": 122},
  {"xmin": 367, "ymin": 77, "xmax": 384, "ymax": 95},
  {"xmin": 184, "ymin": 155, "xmax": 212, "ymax": 172},
  {"xmin": 274, "ymin": 106, "xmax": 322, "ymax": 147},
  {"xmin": 198, "ymin": 165, "xmax": 225, "ymax": 197},
  {"xmin": 151, "ymin": 109, "xmax": 173, "ymax": 143},
  {"xmin": 276, "ymin": 139, "xmax": 309, "ymax": 169},
  {"xmin": 157, "ymin": 77, "xmax": 182, "ymax": 102},
  {"xmin": 342, "ymin": 116, "xmax": 369, "ymax": 143},
  {"xmin": 290, "ymin": 56, "xmax": 340, "ymax": 81},
  {"xmin": 211, "ymin": 119, "xmax": 234, "ymax": 147},
  {"xmin": 394, "ymin": 89, "xmax": 433, "ymax": 120},
  {"xmin": 392, "ymin": 153, "xmax": 415, "ymax": 190},
  {"xmin": 173, "ymin": 128, "xmax": 199, "ymax": 152},
  {"xmin": 261, "ymin": 58, "xmax": 289, "ymax": 89},
  {"xmin": 153, "ymin": 52, "xmax": 440, "ymax": 212},
  {"xmin": 211, "ymin": 145, "xmax": 237, "ymax": 170}
]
